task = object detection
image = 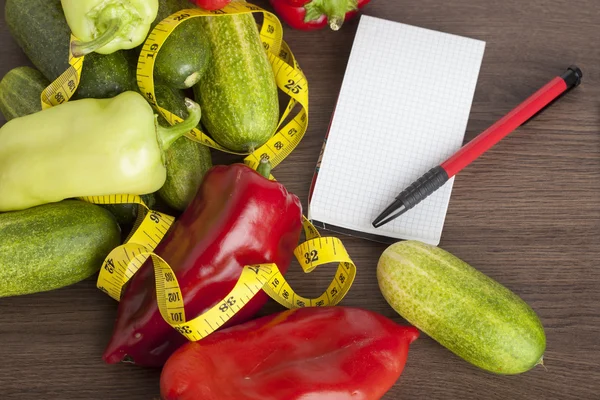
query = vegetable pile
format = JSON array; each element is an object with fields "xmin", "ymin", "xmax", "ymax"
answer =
[{"xmin": 0, "ymin": 0, "xmax": 549, "ymax": 398}]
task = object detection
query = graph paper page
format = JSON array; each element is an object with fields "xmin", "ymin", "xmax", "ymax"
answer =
[{"xmin": 308, "ymin": 15, "xmax": 485, "ymax": 245}]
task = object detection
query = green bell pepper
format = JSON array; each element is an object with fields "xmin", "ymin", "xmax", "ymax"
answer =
[
  {"xmin": 0, "ymin": 91, "xmax": 200, "ymax": 212},
  {"xmin": 61, "ymin": 0, "xmax": 159, "ymax": 56}
]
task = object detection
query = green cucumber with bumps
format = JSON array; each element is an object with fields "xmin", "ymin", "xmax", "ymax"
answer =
[
  {"xmin": 151, "ymin": 0, "xmax": 211, "ymax": 89},
  {"xmin": 0, "ymin": 66, "xmax": 50, "ymax": 122},
  {"xmin": 377, "ymin": 241, "xmax": 546, "ymax": 375},
  {"xmin": 194, "ymin": 14, "xmax": 279, "ymax": 152},
  {"xmin": 0, "ymin": 200, "xmax": 121, "ymax": 297},
  {"xmin": 5, "ymin": 0, "xmax": 137, "ymax": 100}
]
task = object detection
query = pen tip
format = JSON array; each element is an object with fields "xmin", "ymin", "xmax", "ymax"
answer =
[
  {"xmin": 372, "ymin": 215, "xmax": 388, "ymax": 228},
  {"xmin": 372, "ymin": 199, "xmax": 407, "ymax": 229}
]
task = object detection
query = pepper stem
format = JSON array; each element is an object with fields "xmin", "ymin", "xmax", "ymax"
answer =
[
  {"xmin": 156, "ymin": 98, "xmax": 202, "ymax": 151},
  {"xmin": 304, "ymin": 0, "xmax": 358, "ymax": 31},
  {"xmin": 256, "ymin": 158, "xmax": 272, "ymax": 179},
  {"xmin": 71, "ymin": 19, "xmax": 122, "ymax": 57}
]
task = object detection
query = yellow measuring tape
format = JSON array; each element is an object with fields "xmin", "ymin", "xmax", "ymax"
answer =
[
  {"xmin": 78, "ymin": 194, "xmax": 175, "ymax": 301},
  {"xmin": 94, "ymin": 212, "xmax": 355, "ymax": 342},
  {"xmin": 137, "ymin": 2, "xmax": 309, "ymax": 170},
  {"xmin": 42, "ymin": 3, "xmax": 353, "ymax": 343},
  {"xmin": 40, "ymin": 34, "xmax": 84, "ymax": 109}
]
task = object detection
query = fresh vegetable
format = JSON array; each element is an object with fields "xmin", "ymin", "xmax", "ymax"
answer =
[
  {"xmin": 155, "ymin": 85, "xmax": 213, "ymax": 211},
  {"xmin": 0, "ymin": 200, "xmax": 121, "ymax": 298},
  {"xmin": 158, "ymin": 137, "xmax": 210, "ymax": 211},
  {"xmin": 103, "ymin": 163, "xmax": 303, "ymax": 367},
  {"xmin": 194, "ymin": 14, "xmax": 279, "ymax": 152},
  {"xmin": 190, "ymin": 0, "xmax": 231, "ymax": 11},
  {"xmin": 5, "ymin": 0, "xmax": 138, "ymax": 99},
  {"xmin": 0, "ymin": 66, "xmax": 158, "ymax": 225},
  {"xmin": 0, "ymin": 69, "xmax": 204, "ymax": 219},
  {"xmin": 377, "ymin": 241, "xmax": 546, "ymax": 375},
  {"xmin": 61, "ymin": 0, "xmax": 159, "ymax": 56},
  {"xmin": 269, "ymin": 0, "xmax": 371, "ymax": 31},
  {"xmin": 0, "ymin": 66, "xmax": 50, "ymax": 121},
  {"xmin": 161, "ymin": 306, "xmax": 419, "ymax": 400},
  {"xmin": 150, "ymin": 0, "xmax": 212, "ymax": 89},
  {"xmin": 0, "ymin": 91, "xmax": 201, "ymax": 212}
]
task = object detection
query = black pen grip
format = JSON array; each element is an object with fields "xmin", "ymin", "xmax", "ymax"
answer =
[{"xmin": 397, "ymin": 166, "xmax": 450, "ymax": 210}]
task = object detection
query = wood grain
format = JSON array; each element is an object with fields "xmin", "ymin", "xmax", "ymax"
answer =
[{"xmin": 1, "ymin": 0, "xmax": 599, "ymax": 398}]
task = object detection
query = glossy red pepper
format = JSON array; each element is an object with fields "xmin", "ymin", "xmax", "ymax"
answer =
[
  {"xmin": 161, "ymin": 306, "xmax": 419, "ymax": 399},
  {"xmin": 189, "ymin": 0, "xmax": 231, "ymax": 11},
  {"xmin": 102, "ymin": 164, "xmax": 303, "ymax": 367},
  {"xmin": 269, "ymin": 0, "xmax": 371, "ymax": 31}
]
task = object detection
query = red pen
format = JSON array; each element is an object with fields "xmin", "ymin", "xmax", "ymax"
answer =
[{"xmin": 373, "ymin": 65, "xmax": 583, "ymax": 228}]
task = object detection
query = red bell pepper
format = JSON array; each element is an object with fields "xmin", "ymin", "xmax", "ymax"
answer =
[
  {"xmin": 161, "ymin": 306, "xmax": 419, "ymax": 400},
  {"xmin": 269, "ymin": 0, "xmax": 372, "ymax": 31},
  {"xmin": 189, "ymin": 0, "xmax": 231, "ymax": 11},
  {"xmin": 102, "ymin": 163, "xmax": 303, "ymax": 367}
]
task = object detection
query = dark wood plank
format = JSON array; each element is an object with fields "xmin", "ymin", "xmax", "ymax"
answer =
[{"xmin": 1, "ymin": 0, "xmax": 599, "ymax": 398}]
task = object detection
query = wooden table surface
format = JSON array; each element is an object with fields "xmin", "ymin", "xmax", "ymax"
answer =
[{"xmin": 1, "ymin": 0, "xmax": 599, "ymax": 399}]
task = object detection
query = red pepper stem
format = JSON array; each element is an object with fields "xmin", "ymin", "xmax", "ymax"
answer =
[
  {"xmin": 256, "ymin": 158, "xmax": 273, "ymax": 179},
  {"xmin": 156, "ymin": 98, "xmax": 202, "ymax": 152},
  {"xmin": 304, "ymin": 0, "xmax": 358, "ymax": 31},
  {"xmin": 70, "ymin": 19, "xmax": 122, "ymax": 57}
]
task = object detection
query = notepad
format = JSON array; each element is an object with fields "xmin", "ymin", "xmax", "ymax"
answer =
[{"xmin": 308, "ymin": 15, "xmax": 486, "ymax": 245}]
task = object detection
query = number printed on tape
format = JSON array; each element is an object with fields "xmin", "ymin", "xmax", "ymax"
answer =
[{"xmin": 41, "ymin": 35, "xmax": 84, "ymax": 109}]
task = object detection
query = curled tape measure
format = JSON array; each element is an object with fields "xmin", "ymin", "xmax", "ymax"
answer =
[
  {"xmin": 80, "ymin": 195, "xmax": 356, "ymax": 342},
  {"xmin": 92, "ymin": 212, "xmax": 355, "ymax": 342},
  {"xmin": 43, "ymin": 3, "xmax": 354, "ymax": 343},
  {"xmin": 77, "ymin": 194, "xmax": 175, "ymax": 301},
  {"xmin": 137, "ymin": 2, "xmax": 309, "ymax": 170}
]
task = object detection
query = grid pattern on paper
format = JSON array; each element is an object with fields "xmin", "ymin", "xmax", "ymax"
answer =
[{"xmin": 309, "ymin": 15, "xmax": 486, "ymax": 245}]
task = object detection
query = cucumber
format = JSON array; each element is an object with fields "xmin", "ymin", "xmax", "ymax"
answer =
[
  {"xmin": 155, "ymin": 85, "xmax": 212, "ymax": 211},
  {"xmin": 194, "ymin": 14, "xmax": 279, "ymax": 152},
  {"xmin": 0, "ymin": 66, "xmax": 49, "ymax": 121},
  {"xmin": 152, "ymin": 0, "xmax": 211, "ymax": 89},
  {"xmin": 377, "ymin": 241, "xmax": 546, "ymax": 375},
  {"xmin": 0, "ymin": 200, "xmax": 121, "ymax": 297},
  {"xmin": 5, "ymin": 0, "xmax": 137, "ymax": 99}
]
